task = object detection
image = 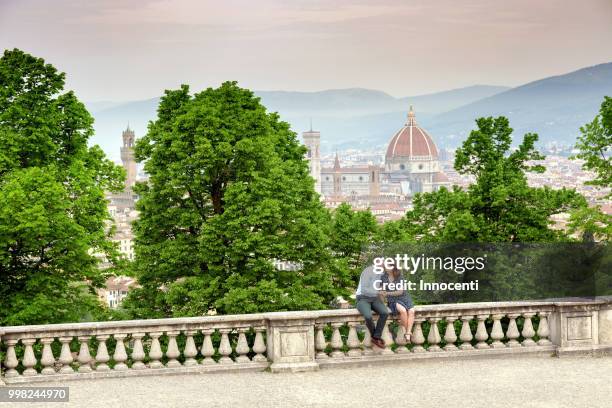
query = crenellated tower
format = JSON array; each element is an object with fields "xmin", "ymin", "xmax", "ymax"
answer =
[{"xmin": 120, "ymin": 125, "xmax": 137, "ymax": 189}]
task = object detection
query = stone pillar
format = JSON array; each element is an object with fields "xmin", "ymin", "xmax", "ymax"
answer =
[
  {"xmin": 165, "ymin": 331, "xmax": 182, "ymax": 367},
  {"xmin": 95, "ymin": 335, "xmax": 111, "ymax": 371},
  {"xmin": 490, "ymin": 314, "xmax": 505, "ymax": 349},
  {"xmin": 266, "ymin": 312, "xmax": 319, "ymax": 373},
  {"xmin": 22, "ymin": 338, "xmax": 38, "ymax": 376},
  {"xmin": 76, "ymin": 336, "xmax": 93, "ymax": 373},
  {"xmin": 598, "ymin": 304, "xmax": 612, "ymax": 349},
  {"xmin": 443, "ymin": 317, "xmax": 458, "ymax": 351},
  {"xmin": 252, "ymin": 327, "xmax": 268, "ymax": 362},
  {"xmin": 131, "ymin": 333, "xmax": 146, "ymax": 369},
  {"xmin": 506, "ymin": 314, "xmax": 521, "ymax": 347},
  {"xmin": 459, "ymin": 316, "xmax": 474, "ymax": 350},
  {"xmin": 235, "ymin": 328, "xmax": 251, "ymax": 363},
  {"xmin": 549, "ymin": 301, "xmax": 605, "ymax": 355},
  {"xmin": 40, "ymin": 338, "xmax": 56, "ymax": 375}
]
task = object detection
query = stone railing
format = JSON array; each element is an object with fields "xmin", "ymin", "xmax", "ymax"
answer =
[{"xmin": 1, "ymin": 298, "xmax": 611, "ymax": 383}]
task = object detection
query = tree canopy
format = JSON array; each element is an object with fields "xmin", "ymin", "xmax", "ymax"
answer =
[
  {"xmin": 401, "ymin": 116, "xmax": 586, "ymax": 242},
  {"xmin": 0, "ymin": 49, "xmax": 125, "ymax": 325},
  {"xmin": 574, "ymin": 96, "xmax": 611, "ymax": 192},
  {"xmin": 123, "ymin": 82, "xmax": 339, "ymax": 317}
]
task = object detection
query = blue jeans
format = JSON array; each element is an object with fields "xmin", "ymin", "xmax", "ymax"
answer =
[{"xmin": 356, "ymin": 295, "xmax": 388, "ymax": 339}]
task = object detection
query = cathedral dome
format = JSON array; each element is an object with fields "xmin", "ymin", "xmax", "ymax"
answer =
[{"xmin": 385, "ymin": 107, "xmax": 438, "ymax": 160}]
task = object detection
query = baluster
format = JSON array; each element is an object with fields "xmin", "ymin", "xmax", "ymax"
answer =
[
  {"xmin": 444, "ymin": 317, "xmax": 458, "ymax": 351},
  {"xmin": 130, "ymin": 333, "xmax": 146, "ymax": 369},
  {"xmin": 459, "ymin": 316, "xmax": 474, "ymax": 350},
  {"xmin": 113, "ymin": 334, "xmax": 128, "ymax": 370},
  {"xmin": 183, "ymin": 330, "xmax": 199, "ymax": 366},
  {"xmin": 521, "ymin": 313, "xmax": 536, "ymax": 347},
  {"xmin": 427, "ymin": 318, "xmax": 442, "ymax": 352},
  {"xmin": 235, "ymin": 328, "xmax": 251, "ymax": 363},
  {"xmin": 380, "ymin": 320, "xmax": 394, "ymax": 354},
  {"xmin": 148, "ymin": 332, "xmax": 163, "ymax": 368},
  {"xmin": 165, "ymin": 331, "xmax": 181, "ymax": 367},
  {"xmin": 411, "ymin": 318, "xmax": 426, "ymax": 353},
  {"xmin": 218, "ymin": 329, "xmax": 233, "ymax": 364},
  {"xmin": 346, "ymin": 321, "xmax": 362, "ymax": 357},
  {"xmin": 58, "ymin": 337, "xmax": 75, "ymax": 374},
  {"xmin": 4, "ymin": 339, "xmax": 19, "ymax": 377},
  {"xmin": 40, "ymin": 338, "xmax": 56, "ymax": 375},
  {"xmin": 475, "ymin": 315, "xmax": 490, "ymax": 349},
  {"xmin": 315, "ymin": 324, "xmax": 329, "ymax": 359},
  {"xmin": 95, "ymin": 335, "xmax": 110, "ymax": 371},
  {"xmin": 252, "ymin": 327, "xmax": 267, "ymax": 362},
  {"xmin": 361, "ymin": 324, "xmax": 374, "ymax": 356},
  {"xmin": 537, "ymin": 312, "xmax": 551, "ymax": 345},
  {"xmin": 506, "ymin": 314, "xmax": 521, "ymax": 347},
  {"xmin": 77, "ymin": 336, "xmax": 92, "ymax": 373},
  {"xmin": 330, "ymin": 323, "xmax": 345, "ymax": 358},
  {"xmin": 490, "ymin": 314, "xmax": 505, "ymax": 348},
  {"xmin": 22, "ymin": 338, "xmax": 38, "ymax": 376},
  {"xmin": 394, "ymin": 323, "xmax": 409, "ymax": 354},
  {"xmin": 201, "ymin": 329, "xmax": 215, "ymax": 364}
]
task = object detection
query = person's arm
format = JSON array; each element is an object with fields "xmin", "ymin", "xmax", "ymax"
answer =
[{"xmin": 384, "ymin": 273, "xmax": 405, "ymax": 297}]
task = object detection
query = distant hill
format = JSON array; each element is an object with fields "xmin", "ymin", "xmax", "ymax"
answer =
[
  {"xmin": 87, "ymin": 62, "xmax": 612, "ymax": 159},
  {"xmin": 429, "ymin": 62, "xmax": 612, "ymax": 147},
  {"xmin": 88, "ymin": 85, "xmax": 509, "ymax": 159}
]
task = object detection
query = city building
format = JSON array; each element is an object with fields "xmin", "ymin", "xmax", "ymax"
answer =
[
  {"xmin": 98, "ymin": 126, "xmax": 141, "ymax": 308},
  {"xmin": 98, "ymin": 276, "xmax": 138, "ymax": 309},
  {"xmin": 306, "ymin": 106, "xmax": 450, "ymax": 220},
  {"xmin": 309, "ymin": 106, "xmax": 450, "ymax": 201}
]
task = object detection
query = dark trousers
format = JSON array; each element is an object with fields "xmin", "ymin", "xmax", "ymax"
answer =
[{"xmin": 356, "ymin": 295, "xmax": 388, "ymax": 339}]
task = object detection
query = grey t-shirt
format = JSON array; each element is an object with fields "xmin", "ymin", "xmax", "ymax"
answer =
[{"xmin": 355, "ymin": 265, "xmax": 383, "ymax": 298}]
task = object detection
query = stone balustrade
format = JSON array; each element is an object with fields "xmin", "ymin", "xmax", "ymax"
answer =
[{"xmin": 1, "ymin": 298, "xmax": 611, "ymax": 383}]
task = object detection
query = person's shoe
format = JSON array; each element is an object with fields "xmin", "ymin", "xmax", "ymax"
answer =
[{"xmin": 371, "ymin": 337, "xmax": 385, "ymax": 348}]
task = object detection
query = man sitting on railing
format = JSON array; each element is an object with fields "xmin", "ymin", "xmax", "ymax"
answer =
[{"xmin": 355, "ymin": 264, "xmax": 388, "ymax": 348}]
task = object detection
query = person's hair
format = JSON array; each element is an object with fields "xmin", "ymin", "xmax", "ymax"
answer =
[{"xmin": 390, "ymin": 265, "xmax": 401, "ymax": 279}]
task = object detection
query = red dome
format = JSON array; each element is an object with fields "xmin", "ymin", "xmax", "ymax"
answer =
[{"xmin": 386, "ymin": 108, "xmax": 438, "ymax": 160}]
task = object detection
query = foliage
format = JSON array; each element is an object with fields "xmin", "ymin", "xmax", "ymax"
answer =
[
  {"xmin": 574, "ymin": 96, "xmax": 612, "ymax": 192},
  {"xmin": 0, "ymin": 49, "xmax": 125, "ymax": 325},
  {"xmin": 402, "ymin": 116, "xmax": 586, "ymax": 242},
  {"xmin": 124, "ymin": 81, "xmax": 338, "ymax": 317}
]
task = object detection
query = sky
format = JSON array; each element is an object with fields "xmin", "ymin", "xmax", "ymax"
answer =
[{"xmin": 1, "ymin": 0, "xmax": 611, "ymax": 102}]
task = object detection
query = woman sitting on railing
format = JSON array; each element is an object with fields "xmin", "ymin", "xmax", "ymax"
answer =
[{"xmin": 381, "ymin": 263, "xmax": 415, "ymax": 343}]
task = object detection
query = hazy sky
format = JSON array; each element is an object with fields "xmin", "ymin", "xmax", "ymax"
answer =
[{"xmin": 1, "ymin": 0, "xmax": 611, "ymax": 101}]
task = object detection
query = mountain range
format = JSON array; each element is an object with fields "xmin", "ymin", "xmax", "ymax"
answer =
[{"xmin": 86, "ymin": 62, "xmax": 612, "ymax": 161}]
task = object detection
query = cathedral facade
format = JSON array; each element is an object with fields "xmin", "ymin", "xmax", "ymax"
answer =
[{"xmin": 304, "ymin": 107, "xmax": 450, "ymax": 199}]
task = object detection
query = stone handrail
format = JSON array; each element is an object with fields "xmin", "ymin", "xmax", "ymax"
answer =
[{"xmin": 1, "ymin": 298, "xmax": 611, "ymax": 383}]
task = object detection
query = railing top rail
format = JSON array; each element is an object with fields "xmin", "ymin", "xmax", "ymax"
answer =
[
  {"xmin": 0, "ymin": 313, "xmax": 267, "ymax": 336},
  {"xmin": 1, "ymin": 298, "xmax": 608, "ymax": 336}
]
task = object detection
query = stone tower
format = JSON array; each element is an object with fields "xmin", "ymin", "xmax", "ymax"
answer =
[
  {"xmin": 302, "ymin": 127, "xmax": 321, "ymax": 194},
  {"xmin": 368, "ymin": 164, "xmax": 380, "ymax": 196},
  {"xmin": 333, "ymin": 152, "xmax": 342, "ymax": 197},
  {"xmin": 120, "ymin": 125, "xmax": 137, "ymax": 189}
]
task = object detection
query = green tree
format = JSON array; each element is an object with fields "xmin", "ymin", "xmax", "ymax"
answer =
[
  {"xmin": 123, "ymin": 82, "xmax": 336, "ymax": 317},
  {"xmin": 396, "ymin": 116, "xmax": 595, "ymax": 302},
  {"xmin": 574, "ymin": 96, "xmax": 612, "ymax": 192},
  {"xmin": 403, "ymin": 116, "xmax": 586, "ymax": 242},
  {"xmin": 320, "ymin": 203, "xmax": 379, "ymax": 302},
  {"xmin": 0, "ymin": 49, "xmax": 125, "ymax": 325},
  {"xmin": 328, "ymin": 203, "xmax": 377, "ymax": 262}
]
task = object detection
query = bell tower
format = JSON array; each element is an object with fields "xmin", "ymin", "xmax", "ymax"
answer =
[
  {"xmin": 120, "ymin": 125, "xmax": 137, "ymax": 189},
  {"xmin": 302, "ymin": 126, "xmax": 321, "ymax": 194}
]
